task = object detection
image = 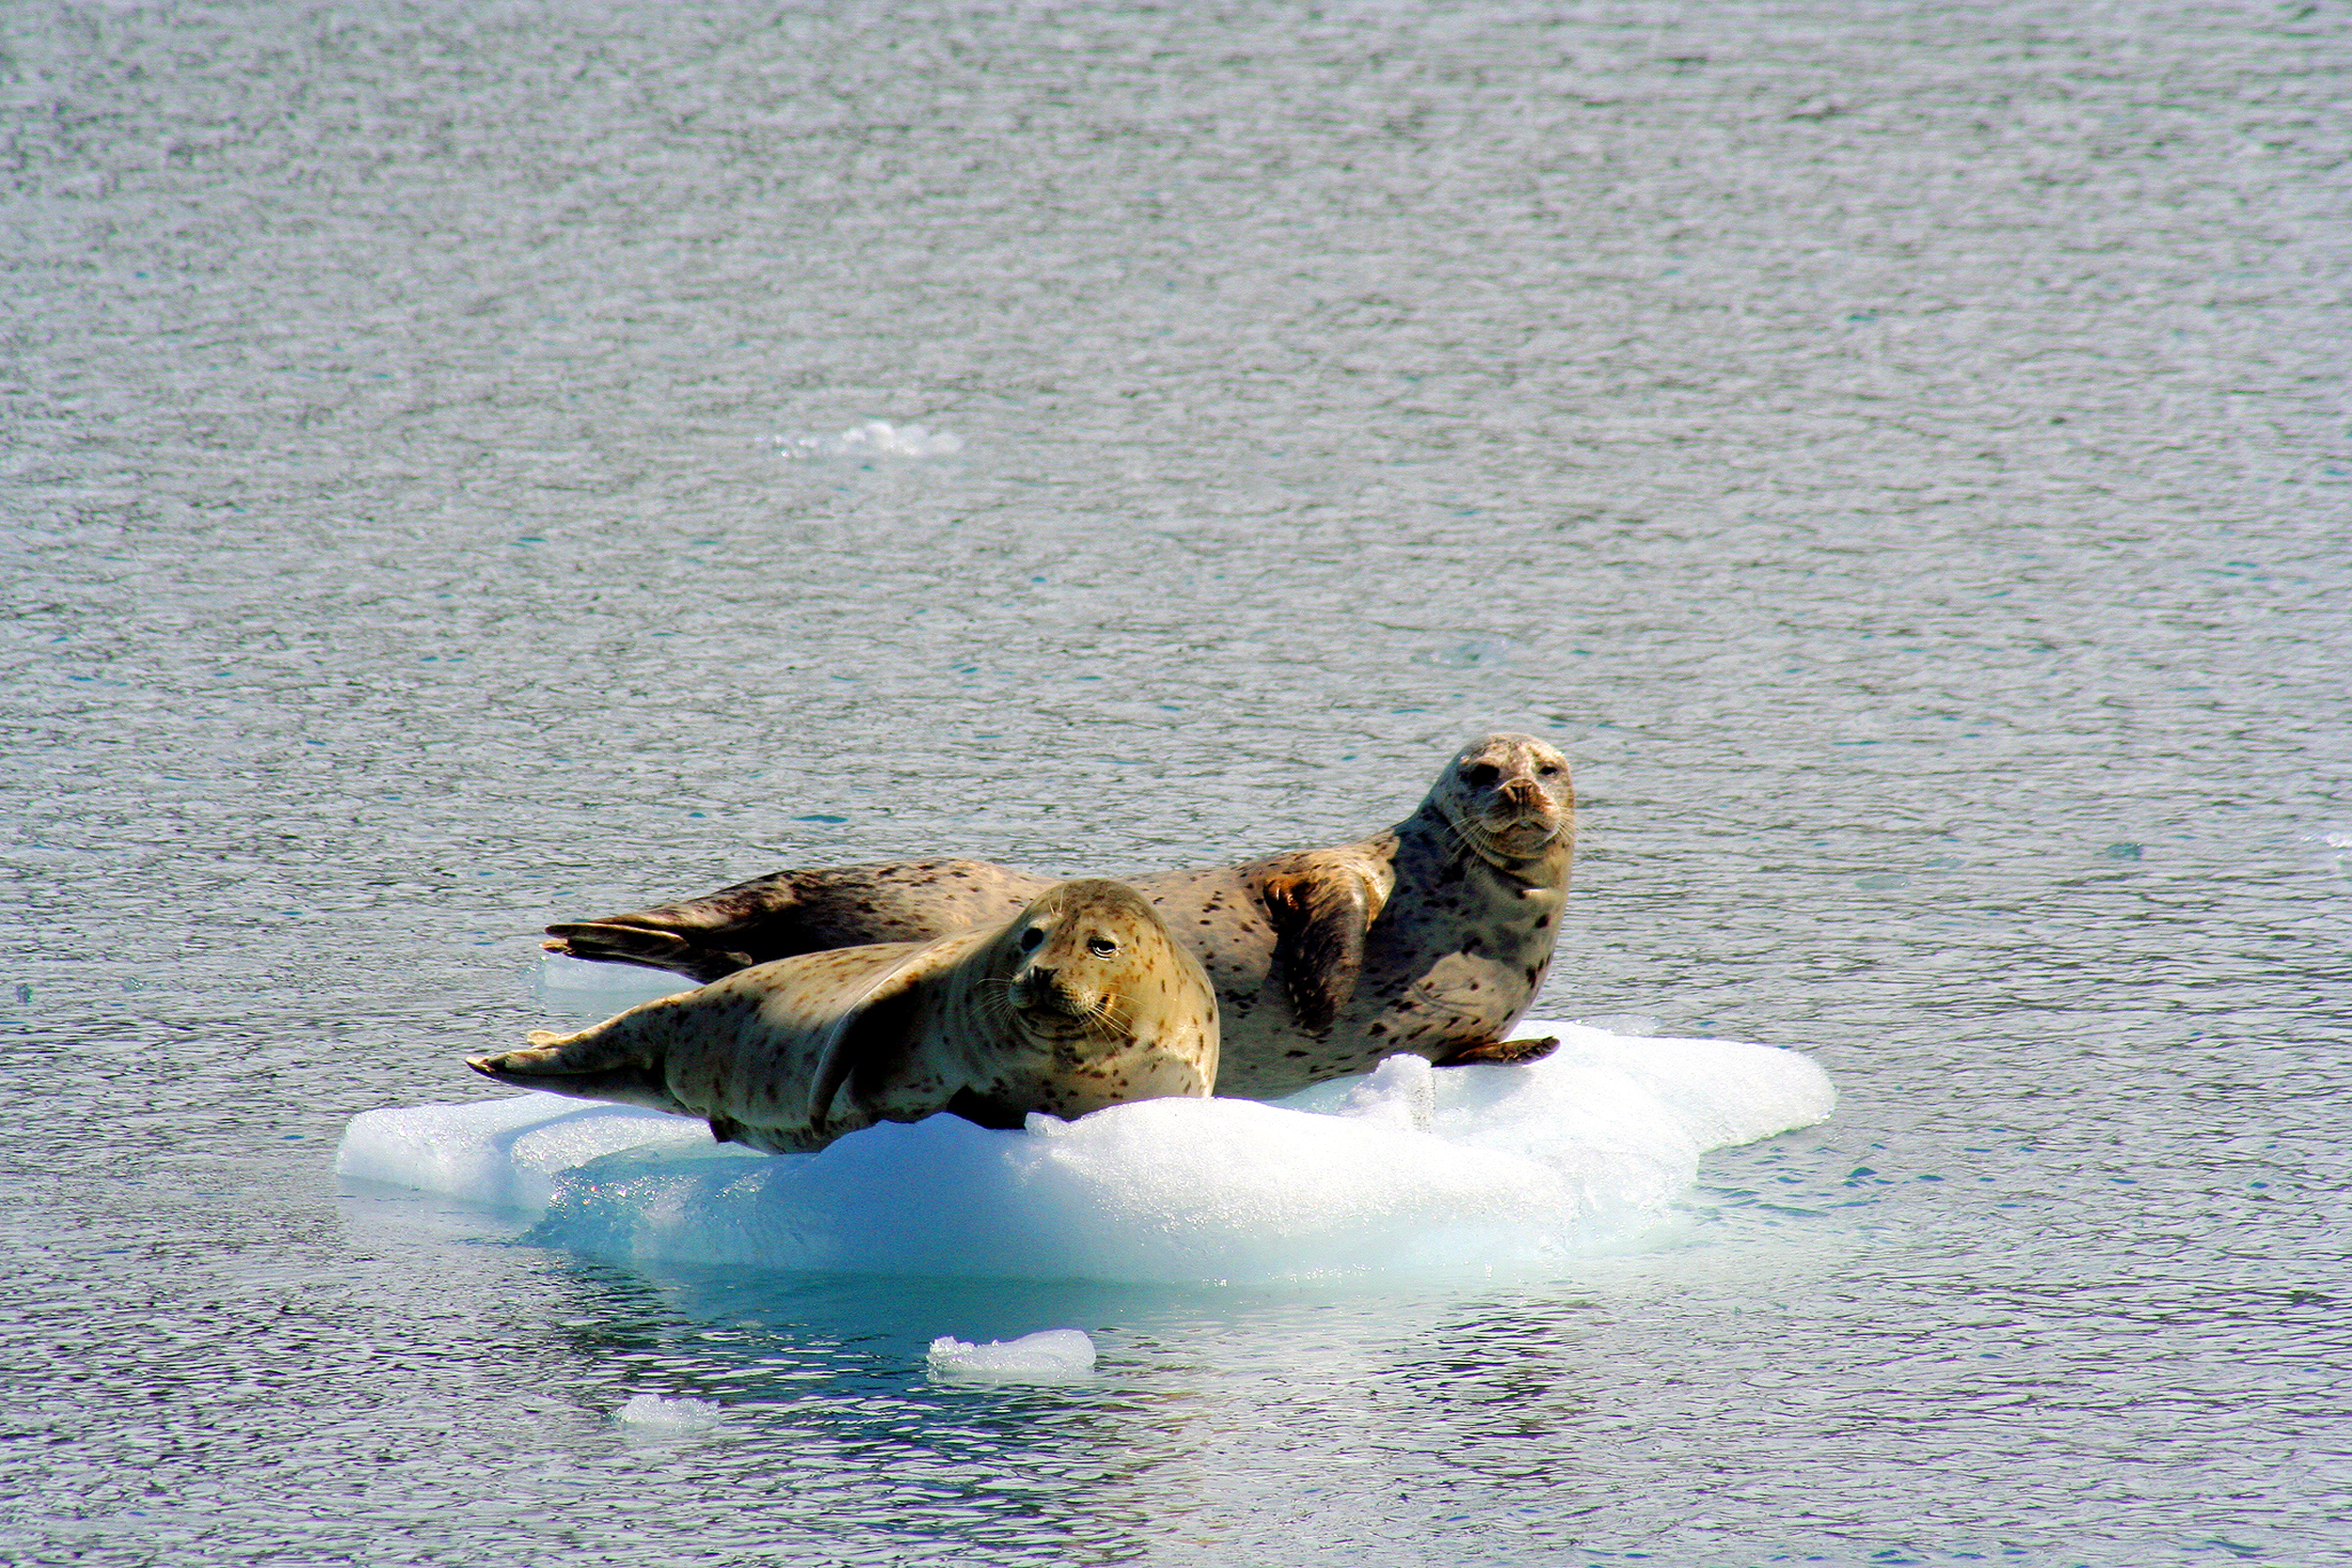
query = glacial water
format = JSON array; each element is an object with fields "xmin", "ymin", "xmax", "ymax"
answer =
[{"xmin": 4, "ymin": 1, "xmax": 2348, "ymax": 1564}]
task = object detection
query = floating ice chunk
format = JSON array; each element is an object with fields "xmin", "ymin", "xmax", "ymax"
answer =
[
  {"xmin": 335, "ymin": 1020, "xmax": 1835, "ymax": 1286},
  {"xmin": 615, "ymin": 1393, "xmax": 724, "ymax": 1438},
  {"xmin": 777, "ymin": 420, "xmax": 964, "ymax": 459},
  {"xmin": 927, "ymin": 1329, "xmax": 1096, "ymax": 1385}
]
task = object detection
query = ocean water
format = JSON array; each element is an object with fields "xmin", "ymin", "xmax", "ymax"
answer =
[{"xmin": 4, "ymin": 1, "xmax": 2348, "ymax": 1564}]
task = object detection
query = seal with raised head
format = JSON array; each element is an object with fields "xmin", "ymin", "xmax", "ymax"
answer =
[
  {"xmin": 545, "ymin": 733, "xmax": 1574, "ymax": 1101},
  {"xmin": 474, "ymin": 879, "xmax": 1218, "ymax": 1152}
]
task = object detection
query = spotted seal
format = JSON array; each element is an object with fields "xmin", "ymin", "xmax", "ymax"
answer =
[
  {"xmin": 545, "ymin": 733, "xmax": 1573, "ymax": 1101},
  {"xmin": 475, "ymin": 879, "xmax": 1218, "ymax": 1152}
]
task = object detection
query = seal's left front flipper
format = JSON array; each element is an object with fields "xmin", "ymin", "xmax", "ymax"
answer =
[
  {"xmin": 1434, "ymin": 1035, "xmax": 1560, "ymax": 1068},
  {"xmin": 1261, "ymin": 860, "xmax": 1385, "ymax": 1036}
]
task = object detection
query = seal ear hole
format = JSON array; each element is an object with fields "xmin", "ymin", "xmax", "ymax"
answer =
[
  {"xmin": 1465, "ymin": 763, "xmax": 1501, "ymax": 788},
  {"xmin": 1087, "ymin": 935, "xmax": 1119, "ymax": 958},
  {"xmin": 1019, "ymin": 927, "xmax": 1045, "ymax": 952}
]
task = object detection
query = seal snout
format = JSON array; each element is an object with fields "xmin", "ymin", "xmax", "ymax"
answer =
[{"xmin": 1015, "ymin": 963, "xmax": 1097, "ymax": 1022}]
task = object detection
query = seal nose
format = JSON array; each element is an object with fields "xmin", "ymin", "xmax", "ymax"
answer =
[
  {"xmin": 1498, "ymin": 776, "xmax": 1545, "ymax": 811},
  {"xmin": 1021, "ymin": 963, "xmax": 1066, "ymax": 1006}
]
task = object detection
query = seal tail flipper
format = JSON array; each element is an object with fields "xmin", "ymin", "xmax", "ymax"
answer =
[
  {"xmin": 466, "ymin": 1021, "xmax": 687, "ymax": 1113},
  {"xmin": 544, "ymin": 863, "xmax": 1056, "ymax": 985},
  {"xmin": 542, "ymin": 923, "xmax": 756, "ymax": 985},
  {"xmin": 465, "ymin": 1054, "xmax": 685, "ymax": 1112}
]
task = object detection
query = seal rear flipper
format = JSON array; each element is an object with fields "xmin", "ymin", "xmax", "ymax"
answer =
[
  {"xmin": 543, "ymin": 922, "xmax": 757, "ymax": 984},
  {"xmin": 1261, "ymin": 864, "xmax": 1378, "ymax": 1036},
  {"xmin": 464, "ymin": 1053, "xmax": 688, "ymax": 1113}
]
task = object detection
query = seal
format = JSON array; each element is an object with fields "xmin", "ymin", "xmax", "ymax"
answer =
[
  {"xmin": 545, "ymin": 733, "xmax": 1573, "ymax": 1101},
  {"xmin": 475, "ymin": 879, "xmax": 1218, "ymax": 1152}
]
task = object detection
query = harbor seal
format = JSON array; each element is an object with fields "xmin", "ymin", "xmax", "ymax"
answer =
[
  {"xmin": 475, "ymin": 879, "xmax": 1218, "ymax": 1152},
  {"xmin": 545, "ymin": 733, "xmax": 1574, "ymax": 1101}
]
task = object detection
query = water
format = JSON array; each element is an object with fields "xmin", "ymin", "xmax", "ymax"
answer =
[{"xmin": 4, "ymin": 0, "xmax": 2347, "ymax": 1562}]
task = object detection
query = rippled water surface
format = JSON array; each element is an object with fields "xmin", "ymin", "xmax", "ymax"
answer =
[{"xmin": 6, "ymin": 2, "xmax": 2349, "ymax": 1563}]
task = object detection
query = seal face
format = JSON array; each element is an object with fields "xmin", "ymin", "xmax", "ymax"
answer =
[
  {"xmin": 540, "ymin": 732, "xmax": 1573, "ymax": 1102},
  {"xmin": 473, "ymin": 879, "xmax": 1218, "ymax": 1151}
]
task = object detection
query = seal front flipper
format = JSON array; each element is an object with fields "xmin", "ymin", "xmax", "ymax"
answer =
[
  {"xmin": 1433, "ymin": 1035, "xmax": 1561, "ymax": 1068},
  {"xmin": 1260, "ymin": 863, "xmax": 1382, "ymax": 1036},
  {"xmin": 803, "ymin": 930, "xmax": 991, "ymax": 1132}
]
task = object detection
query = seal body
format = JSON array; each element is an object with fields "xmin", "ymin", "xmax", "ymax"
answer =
[
  {"xmin": 476, "ymin": 879, "xmax": 1218, "ymax": 1151},
  {"xmin": 546, "ymin": 734, "xmax": 1574, "ymax": 1101}
]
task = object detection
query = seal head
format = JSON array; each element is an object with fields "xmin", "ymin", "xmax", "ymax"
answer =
[
  {"xmin": 946, "ymin": 879, "xmax": 1221, "ymax": 1122},
  {"xmin": 1419, "ymin": 733, "xmax": 1576, "ymax": 875}
]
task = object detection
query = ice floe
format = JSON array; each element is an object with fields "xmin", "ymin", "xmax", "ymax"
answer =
[
  {"xmin": 336, "ymin": 1021, "xmax": 1834, "ymax": 1286},
  {"xmin": 927, "ymin": 1330, "xmax": 1096, "ymax": 1385},
  {"xmin": 614, "ymin": 1394, "xmax": 725, "ymax": 1438},
  {"xmin": 775, "ymin": 420, "xmax": 964, "ymax": 459}
]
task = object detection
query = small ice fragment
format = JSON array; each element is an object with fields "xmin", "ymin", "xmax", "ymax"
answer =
[
  {"xmin": 777, "ymin": 420, "xmax": 965, "ymax": 459},
  {"xmin": 927, "ymin": 1329, "xmax": 1096, "ymax": 1385},
  {"xmin": 615, "ymin": 1393, "xmax": 724, "ymax": 1437}
]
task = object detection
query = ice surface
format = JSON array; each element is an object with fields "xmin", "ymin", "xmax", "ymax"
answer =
[
  {"xmin": 614, "ymin": 1394, "xmax": 724, "ymax": 1438},
  {"xmin": 335, "ymin": 1021, "xmax": 1835, "ymax": 1286},
  {"xmin": 777, "ymin": 420, "xmax": 964, "ymax": 459},
  {"xmin": 927, "ymin": 1329, "xmax": 1096, "ymax": 1385}
]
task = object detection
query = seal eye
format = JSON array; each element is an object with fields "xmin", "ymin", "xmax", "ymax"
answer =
[
  {"xmin": 1538, "ymin": 764, "xmax": 1561, "ymax": 778},
  {"xmin": 1019, "ymin": 927, "xmax": 1045, "ymax": 952},
  {"xmin": 1465, "ymin": 763, "xmax": 1501, "ymax": 788},
  {"xmin": 1087, "ymin": 936, "xmax": 1118, "ymax": 958}
]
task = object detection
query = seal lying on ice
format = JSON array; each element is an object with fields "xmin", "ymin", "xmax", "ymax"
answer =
[
  {"xmin": 544, "ymin": 733, "xmax": 1572, "ymax": 1101},
  {"xmin": 475, "ymin": 879, "xmax": 1217, "ymax": 1152}
]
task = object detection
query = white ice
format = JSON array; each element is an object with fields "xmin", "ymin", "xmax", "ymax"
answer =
[
  {"xmin": 614, "ymin": 1393, "xmax": 724, "ymax": 1437},
  {"xmin": 335, "ymin": 1021, "xmax": 1835, "ymax": 1286},
  {"xmin": 927, "ymin": 1329, "xmax": 1096, "ymax": 1385},
  {"xmin": 776, "ymin": 420, "xmax": 964, "ymax": 459}
]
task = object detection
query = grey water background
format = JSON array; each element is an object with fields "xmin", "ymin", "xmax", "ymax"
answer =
[{"xmin": 4, "ymin": 0, "xmax": 2348, "ymax": 1562}]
